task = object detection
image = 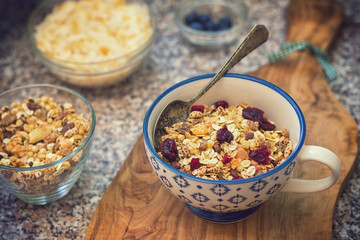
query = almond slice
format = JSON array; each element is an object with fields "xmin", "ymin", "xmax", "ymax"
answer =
[{"xmin": 29, "ymin": 126, "xmax": 52, "ymax": 144}]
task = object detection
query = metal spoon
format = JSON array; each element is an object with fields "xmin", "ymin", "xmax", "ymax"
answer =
[{"xmin": 153, "ymin": 24, "xmax": 269, "ymax": 151}]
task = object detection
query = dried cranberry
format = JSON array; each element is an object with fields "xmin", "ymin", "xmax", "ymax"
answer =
[
  {"xmin": 249, "ymin": 146, "xmax": 270, "ymax": 165},
  {"xmin": 230, "ymin": 169, "xmax": 241, "ymax": 180},
  {"xmin": 260, "ymin": 120, "xmax": 276, "ymax": 131},
  {"xmin": 242, "ymin": 107, "xmax": 264, "ymax": 122},
  {"xmin": 214, "ymin": 100, "xmax": 229, "ymax": 109},
  {"xmin": 232, "ymin": 175, "xmax": 241, "ymax": 180},
  {"xmin": 191, "ymin": 105, "xmax": 205, "ymax": 113},
  {"xmin": 222, "ymin": 152, "xmax": 232, "ymax": 164},
  {"xmin": 190, "ymin": 158, "xmax": 201, "ymax": 171},
  {"xmin": 216, "ymin": 125, "xmax": 233, "ymax": 143},
  {"xmin": 161, "ymin": 138, "xmax": 178, "ymax": 161}
]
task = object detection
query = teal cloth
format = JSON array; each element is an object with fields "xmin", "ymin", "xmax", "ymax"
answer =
[{"xmin": 268, "ymin": 41, "xmax": 337, "ymax": 80}]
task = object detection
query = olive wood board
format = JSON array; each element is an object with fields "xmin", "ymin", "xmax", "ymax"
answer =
[{"xmin": 85, "ymin": 0, "xmax": 359, "ymax": 239}]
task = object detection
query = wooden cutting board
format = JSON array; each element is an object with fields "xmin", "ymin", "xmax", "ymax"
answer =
[{"xmin": 85, "ymin": 0, "xmax": 359, "ymax": 239}]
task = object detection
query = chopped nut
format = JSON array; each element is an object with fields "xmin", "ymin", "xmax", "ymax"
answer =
[
  {"xmin": 1, "ymin": 112, "xmax": 16, "ymax": 126},
  {"xmin": 248, "ymin": 120, "xmax": 259, "ymax": 131},
  {"xmin": 29, "ymin": 126, "xmax": 52, "ymax": 144},
  {"xmin": 199, "ymin": 140, "xmax": 208, "ymax": 151},
  {"xmin": 44, "ymin": 131, "xmax": 61, "ymax": 144}
]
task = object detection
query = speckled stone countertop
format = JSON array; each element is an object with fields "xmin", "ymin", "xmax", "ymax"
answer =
[{"xmin": 0, "ymin": 0, "xmax": 359, "ymax": 239}]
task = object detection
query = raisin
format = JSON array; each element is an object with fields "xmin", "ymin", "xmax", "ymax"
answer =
[
  {"xmin": 242, "ymin": 107, "xmax": 264, "ymax": 122},
  {"xmin": 161, "ymin": 138, "xmax": 178, "ymax": 161},
  {"xmin": 245, "ymin": 131, "xmax": 254, "ymax": 140},
  {"xmin": 213, "ymin": 142, "xmax": 222, "ymax": 153},
  {"xmin": 177, "ymin": 123, "xmax": 191, "ymax": 134},
  {"xmin": 190, "ymin": 158, "xmax": 200, "ymax": 171},
  {"xmin": 249, "ymin": 146, "xmax": 270, "ymax": 165},
  {"xmin": 214, "ymin": 100, "xmax": 229, "ymax": 109},
  {"xmin": 27, "ymin": 101, "xmax": 41, "ymax": 111},
  {"xmin": 3, "ymin": 129, "xmax": 14, "ymax": 139},
  {"xmin": 56, "ymin": 110, "xmax": 68, "ymax": 121},
  {"xmin": 61, "ymin": 122, "xmax": 75, "ymax": 135},
  {"xmin": 216, "ymin": 125, "xmax": 233, "ymax": 143},
  {"xmin": 191, "ymin": 105, "xmax": 205, "ymax": 113}
]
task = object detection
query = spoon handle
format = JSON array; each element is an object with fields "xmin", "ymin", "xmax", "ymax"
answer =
[{"xmin": 189, "ymin": 24, "xmax": 269, "ymax": 104}]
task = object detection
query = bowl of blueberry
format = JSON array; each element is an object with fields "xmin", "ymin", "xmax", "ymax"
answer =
[{"xmin": 175, "ymin": 0, "xmax": 248, "ymax": 46}]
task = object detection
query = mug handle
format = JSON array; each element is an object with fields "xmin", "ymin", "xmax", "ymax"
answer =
[{"xmin": 280, "ymin": 145, "xmax": 341, "ymax": 193}]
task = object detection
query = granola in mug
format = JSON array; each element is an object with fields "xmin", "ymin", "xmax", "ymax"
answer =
[
  {"xmin": 158, "ymin": 101, "xmax": 293, "ymax": 180},
  {"xmin": 0, "ymin": 96, "xmax": 90, "ymax": 193}
]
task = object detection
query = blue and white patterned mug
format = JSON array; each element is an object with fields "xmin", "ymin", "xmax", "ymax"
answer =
[{"xmin": 143, "ymin": 73, "xmax": 341, "ymax": 223}]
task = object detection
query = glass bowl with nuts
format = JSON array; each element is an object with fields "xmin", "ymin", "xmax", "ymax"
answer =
[{"xmin": 0, "ymin": 84, "xmax": 95, "ymax": 205}]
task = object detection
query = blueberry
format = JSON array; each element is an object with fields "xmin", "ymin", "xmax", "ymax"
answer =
[
  {"xmin": 204, "ymin": 20, "xmax": 217, "ymax": 31},
  {"xmin": 189, "ymin": 21, "xmax": 205, "ymax": 31},
  {"xmin": 217, "ymin": 17, "xmax": 233, "ymax": 30},
  {"xmin": 184, "ymin": 11, "xmax": 199, "ymax": 25},
  {"xmin": 198, "ymin": 14, "xmax": 212, "ymax": 25}
]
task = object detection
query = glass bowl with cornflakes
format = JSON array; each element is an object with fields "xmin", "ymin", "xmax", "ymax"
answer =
[
  {"xmin": 0, "ymin": 84, "xmax": 96, "ymax": 205},
  {"xmin": 28, "ymin": 0, "xmax": 156, "ymax": 87}
]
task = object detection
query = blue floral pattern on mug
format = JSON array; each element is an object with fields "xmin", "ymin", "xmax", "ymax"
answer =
[
  {"xmin": 212, "ymin": 204, "xmax": 230, "ymax": 211},
  {"xmin": 178, "ymin": 195, "xmax": 192, "ymax": 204},
  {"xmin": 191, "ymin": 193, "xmax": 210, "ymax": 203},
  {"xmin": 210, "ymin": 184, "xmax": 230, "ymax": 196},
  {"xmin": 228, "ymin": 194, "xmax": 247, "ymax": 204},
  {"xmin": 173, "ymin": 175, "xmax": 190, "ymax": 188},
  {"xmin": 150, "ymin": 156, "xmax": 160, "ymax": 170},
  {"xmin": 249, "ymin": 179, "xmax": 268, "ymax": 192},
  {"xmin": 246, "ymin": 200, "xmax": 263, "ymax": 207},
  {"xmin": 160, "ymin": 175, "xmax": 173, "ymax": 188},
  {"xmin": 285, "ymin": 161, "xmax": 296, "ymax": 175},
  {"xmin": 267, "ymin": 184, "xmax": 282, "ymax": 195}
]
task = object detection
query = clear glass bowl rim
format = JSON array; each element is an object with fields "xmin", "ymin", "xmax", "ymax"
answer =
[
  {"xmin": 0, "ymin": 84, "xmax": 96, "ymax": 172},
  {"xmin": 27, "ymin": 0, "xmax": 157, "ymax": 75}
]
